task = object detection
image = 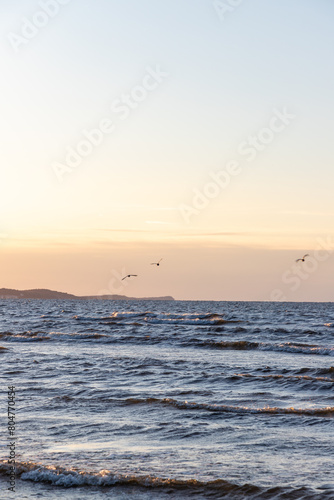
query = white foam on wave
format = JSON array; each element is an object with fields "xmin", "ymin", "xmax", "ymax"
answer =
[
  {"xmin": 0, "ymin": 460, "xmax": 253, "ymax": 492},
  {"xmin": 108, "ymin": 311, "xmax": 229, "ymax": 326}
]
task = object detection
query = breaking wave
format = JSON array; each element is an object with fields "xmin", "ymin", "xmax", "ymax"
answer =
[
  {"xmin": 0, "ymin": 461, "xmax": 332, "ymax": 499},
  {"xmin": 122, "ymin": 397, "xmax": 334, "ymax": 417}
]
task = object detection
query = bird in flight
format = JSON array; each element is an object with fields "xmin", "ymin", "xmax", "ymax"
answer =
[
  {"xmin": 121, "ymin": 274, "xmax": 138, "ymax": 281},
  {"xmin": 151, "ymin": 259, "xmax": 162, "ymax": 266},
  {"xmin": 296, "ymin": 254, "xmax": 309, "ymax": 263}
]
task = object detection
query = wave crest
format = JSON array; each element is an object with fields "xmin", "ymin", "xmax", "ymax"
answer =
[{"xmin": 1, "ymin": 461, "xmax": 332, "ymax": 498}]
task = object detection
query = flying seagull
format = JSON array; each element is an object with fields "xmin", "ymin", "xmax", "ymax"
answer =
[
  {"xmin": 296, "ymin": 254, "xmax": 309, "ymax": 263},
  {"xmin": 121, "ymin": 274, "xmax": 138, "ymax": 281},
  {"xmin": 151, "ymin": 259, "xmax": 162, "ymax": 266}
]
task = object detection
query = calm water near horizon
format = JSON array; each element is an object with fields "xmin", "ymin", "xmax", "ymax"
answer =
[{"xmin": 1, "ymin": 299, "xmax": 334, "ymax": 499}]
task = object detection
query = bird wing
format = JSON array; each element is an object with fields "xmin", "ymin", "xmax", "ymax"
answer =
[
  {"xmin": 296, "ymin": 259, "xmax": 301, "ymax": 262},
  {"xmin": 303, "ymin": 254, "xmax": 309, "ymax": 258}
]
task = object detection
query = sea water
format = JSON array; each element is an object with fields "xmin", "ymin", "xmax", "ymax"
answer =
[{"xmin": 0, "ymin": 299, "xmax": 333, "ymax": 499}]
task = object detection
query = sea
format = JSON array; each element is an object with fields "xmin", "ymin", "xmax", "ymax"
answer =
[{"xmin": 0, "ymin": 299, "xmax": 334, "ymax": 499}]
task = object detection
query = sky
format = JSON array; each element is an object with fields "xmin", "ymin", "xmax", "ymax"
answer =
[{"xmin": 1, "ymin": 0, "xmax": 334, "ymax": 301}]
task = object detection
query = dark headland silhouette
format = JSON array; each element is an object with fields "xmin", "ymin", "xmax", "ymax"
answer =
[{"xmin": 0, "ymin": 288, "xmax": 174, "ymax": 301}]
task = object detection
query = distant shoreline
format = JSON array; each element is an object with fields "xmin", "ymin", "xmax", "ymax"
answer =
[{"xmin": 0, "ymin": 288, "xmax": 174, "ymax": 301}]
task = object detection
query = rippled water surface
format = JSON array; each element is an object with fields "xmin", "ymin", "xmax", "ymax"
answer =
[{"xmin": 1, "ymin": 299, "xmax": 334, "ymax": 499}]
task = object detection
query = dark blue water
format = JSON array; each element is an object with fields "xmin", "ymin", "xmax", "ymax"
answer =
[{"xmin": 1, "ymin": 300, "xmax": 334, "ymax": 499}]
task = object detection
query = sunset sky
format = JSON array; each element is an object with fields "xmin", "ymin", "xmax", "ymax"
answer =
[{"xmin": 1, "ymin": 0, "xmax": 334, "ymax": 301}]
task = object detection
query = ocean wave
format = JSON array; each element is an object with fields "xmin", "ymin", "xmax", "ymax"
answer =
[
  {"xmin": 0, "ymin": 331, "xmax": 52, "ymax": 342},
  {"xmin": 78, "ymin": 311, "xmax": 240, "ymax": 327},
  {"xmin": 122, "ymin": 397, "xmax": 334, "ymax": 417},
  {"xmin": 195, "ymin": 339, "xmax": 334, "ymax": 356},
  {"xmin": 0, "ymin": 330, "xmax": 108, "ymax": 343},
  {"xmin": 0, "ymin": 461, "xmax": 332, "ymax": 499},
  {"xmin": 197, "ymin": 340, "xmax": 259, "ymax": 350},
  {"xmin": 2, "ymin": 328, "xmax": 334, "ymax": 358},
  {"xmin": 231, "ymin": 372, "xmax": 334, "ymax": 384},
  {"xmin": 260, "ymin": 342, "xmax": 334, "ymax": 356},
  {"xmin": 284, "ymin": 366, "xmax": 334, "ymax": 378}
]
